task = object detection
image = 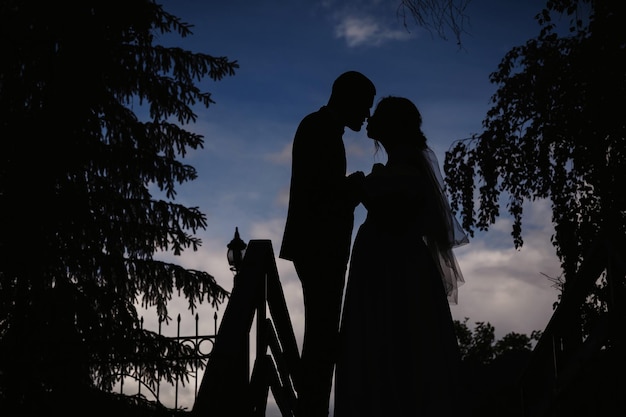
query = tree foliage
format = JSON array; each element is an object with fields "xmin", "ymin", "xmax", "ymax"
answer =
[
  {"xmin": 454, "ymin": 319, "xmax": 541, "ymax": 416},
  {"xmin": 454, "ymin": 318, "xmax": 540, "ymax": 366},
  {"xmin": 0, "ymin": 0, "xmax": 237, "ymax": 411},
  {"xmin": 444, "ymin": 0, "xmax": 626, "ymax": 279}
]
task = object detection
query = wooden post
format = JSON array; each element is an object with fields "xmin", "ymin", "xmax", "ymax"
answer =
[{"xmin": 193, "ymin": 241, "xmax": 269, "ymax": 416}]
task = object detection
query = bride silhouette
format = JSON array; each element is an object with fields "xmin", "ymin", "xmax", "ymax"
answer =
[{"xmin": 334, "ymin": 96, "xmax": 469, "ymax": 417}]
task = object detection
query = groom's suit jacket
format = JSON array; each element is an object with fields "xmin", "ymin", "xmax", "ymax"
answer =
[{"xmin": 280, "ymin": 106, "xmax": 358, "ymax": 266}]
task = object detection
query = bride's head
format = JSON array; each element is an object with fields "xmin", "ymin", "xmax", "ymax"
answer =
[{"xmin": 366, "ymin": 96, "xmax": 427, "ymax": 155}]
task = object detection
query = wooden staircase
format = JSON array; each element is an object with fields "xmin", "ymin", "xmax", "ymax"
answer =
[{"xmin": 192, "ymin": 240, "xmax": 300, "ymax": 417}]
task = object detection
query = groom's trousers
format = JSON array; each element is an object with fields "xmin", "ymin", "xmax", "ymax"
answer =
[{"xmin": 294, "ymin": 257, "xmax": 347, "ymax": 417}]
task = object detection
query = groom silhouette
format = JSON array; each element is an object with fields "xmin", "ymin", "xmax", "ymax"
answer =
[{"xmin": 280, "ymin": 71, "xmax": 376, "ymax": 417}]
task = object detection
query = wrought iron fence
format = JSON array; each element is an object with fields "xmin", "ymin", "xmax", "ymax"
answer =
[{"xmin": 113, "ymin": 311, "xmax": 220, "ymax": 411}]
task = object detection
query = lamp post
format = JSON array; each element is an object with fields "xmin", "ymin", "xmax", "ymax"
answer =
[{"xmin": 227, "ymin": 227, "xmax": 247, "ymax": 274}]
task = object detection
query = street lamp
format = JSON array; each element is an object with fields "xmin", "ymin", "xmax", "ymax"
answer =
[{"xmin": 227, "ymin": 227, "xmax": 247, "ymax": 274}]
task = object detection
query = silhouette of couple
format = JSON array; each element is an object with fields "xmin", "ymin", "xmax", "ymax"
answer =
[{"xmin": 280, "ymin": 71, "xmax": 468, "ymax": 417}]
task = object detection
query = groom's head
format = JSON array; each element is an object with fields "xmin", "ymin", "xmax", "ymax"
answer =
[{"xmin": 328, "ymin": 71, "xmax": 376, "ymax": 132}]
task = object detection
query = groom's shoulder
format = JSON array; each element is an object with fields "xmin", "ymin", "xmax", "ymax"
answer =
[
  {"xmin": 297, "ymin": 106, "xmax": 338, "ymax": 133},
  {"xmin": 300, "ymin": 106, "xmax": 326, "ymax": 123}
]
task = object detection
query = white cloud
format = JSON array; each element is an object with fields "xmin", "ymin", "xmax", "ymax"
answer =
[
  {"xmin": 264, "ymin": 141, "xmax": 292, "ymax": 165},
  {"xmin": 276, "ymin": 186, "xmax": 290, "ymax": 208},
  {"xmin": 451, "ymin": 200, "xmax": 562, "ymax": 338},
  {"xmin": 249, "ymin": 217, "xmax": 286, "ymax": 243},
  {"xmin": 334, "ymin": 15, "xmax": 412, "ymax": 47}
]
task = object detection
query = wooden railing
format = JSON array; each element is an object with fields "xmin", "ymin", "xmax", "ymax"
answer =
[
  {"xmin": 192, "ymin": 240, "xmax": 300, "ymax": 417},
  {"xmin": 518, "ymin": 238, "xmax": 626, "ymax": 416}
]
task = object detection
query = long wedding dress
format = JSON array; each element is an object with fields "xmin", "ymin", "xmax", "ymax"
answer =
[{"xmin": 334, "ymin": 151, "xmax": 467, "ymax": 417}]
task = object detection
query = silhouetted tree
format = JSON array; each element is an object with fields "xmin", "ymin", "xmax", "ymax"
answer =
[
  {"xmin": 0, "ymin": 0, "xmax": 237, "ymax": 412},
  {"xmin": 454, "ymin": 319, "xmax": 541, "ymax": 416},
  {"xmin": 444, "ymin": 1, "xmax": 625, "ymax": 310},
  {"xmin": 454, "ymin": 318, "xmax": 540, "ymax": 365}
]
